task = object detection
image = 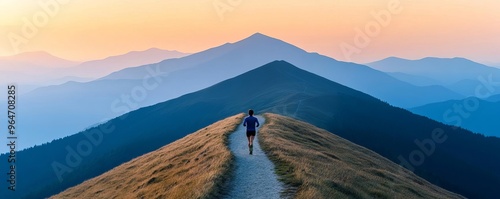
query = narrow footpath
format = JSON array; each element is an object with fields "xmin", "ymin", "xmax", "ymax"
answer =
[{"xmin": 224, "ymin": 116, "xmax": 285, "ymax": 199}]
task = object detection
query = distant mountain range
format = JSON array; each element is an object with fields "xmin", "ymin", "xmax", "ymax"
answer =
[
  {"xmin": 0, "ymin": 51, "xmax": 81, "ymax": 93},
  {"xmin": 2, "ymin": 61, "xmax": 499, "ymax": 199},
  {"xmin": 368, "ymin": 57, "xmax": 500, "ymax": 137},
  {"xmin": 367, "ymin": 57, "xmax": 500, "ymax": 97},
  {"xmin": 0, "ymin": 49, "xmax": 188, "ymax": 94},
  {"xmin": 17, "ymin": 33, "xmax": 462, "ymax": 149},
  {"xmin": 411, "ymin": 97, "xmax": 500, "ymax": 137},
  {"xmin": 0, "ymin": 51, "xmax": 79, "ymax": 69},
  {"xmin": 61, "ymin": 48, "xmax": 189, "ymax": 78}
]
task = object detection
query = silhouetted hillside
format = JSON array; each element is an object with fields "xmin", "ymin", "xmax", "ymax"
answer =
[{"xmin": 1, "ymin": 61, "xmax": 498, "ymax": 199}]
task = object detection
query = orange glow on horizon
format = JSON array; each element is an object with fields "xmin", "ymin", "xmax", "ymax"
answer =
[{"xmin": 0, "ymin": 0, "xmax": 499, "ymax": 64}]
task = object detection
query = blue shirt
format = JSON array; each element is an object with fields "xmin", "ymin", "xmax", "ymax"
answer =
[{"xmin": 244, "ymin": 116, "xmax": 259, "ymax": 131}]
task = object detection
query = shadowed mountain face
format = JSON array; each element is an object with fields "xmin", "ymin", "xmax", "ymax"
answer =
[
  {"xmin": 1, "ymin": 61, "xmax": 498, "ymax": 199},
  {"xmin": 368, "ymin": 57, "xmax": 500, "ymax": 96},
  {"xmin": 19, "ymin": 33, "xmax": 461, "ymax": 149},
  {"xmin": 411, "ymin": 97, "xmax": 500, "ymax": 137}
]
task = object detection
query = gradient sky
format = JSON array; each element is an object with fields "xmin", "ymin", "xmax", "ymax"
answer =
[{"xmin": 0, "ymin": 0, "xmax": 499, "ymax": 64}]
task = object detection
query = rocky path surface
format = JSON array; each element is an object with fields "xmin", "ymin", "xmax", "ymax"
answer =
[{"xmin": 224, "ymin": 116, "xmax": 285, "ymax": 199}]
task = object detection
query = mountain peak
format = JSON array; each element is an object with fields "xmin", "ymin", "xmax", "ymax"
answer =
[
  {"xmin": 219, "ymin": 33, "xmax": 309, "ymax": 57},
  {"xmin": 247, "ymin": 32, "xmax": 268, "ymax": 38},
  {"xmin": 260, "ymin": 60, "xmax": 292, "ymax": 68},
  {"xmin": 239, "ymin": 32, "xmax": 285, "ymax": 44}
]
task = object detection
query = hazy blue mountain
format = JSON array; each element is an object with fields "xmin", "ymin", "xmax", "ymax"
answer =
[
  {"xmin": 367, "ymin": 56, "xmax": 500, "ymax": 84},
  {"xmin": 367, "ymin": 57, "xmax": 500, "ymax": 96},
  {"xmin": 388, "ymin": 72, "xmax": 443, "ymax": 86},
  {"xmin": 446, "ymin": 79, "xmax": 487, "ymax": 97},
  {"xmin": 61, "ymin": 48, "xmax": 189, "ymax": 78},
  {"xmin": 411, "ymin": 98, "xmax": 500, "ymax": 137},
  {"xmin": 1, "ymin": 61, "xmax": 498, "ymax": 199}
]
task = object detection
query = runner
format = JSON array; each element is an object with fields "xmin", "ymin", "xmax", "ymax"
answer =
[{"xmin": 243, "ymin": 109, "xmax": 259, "ymax": 155}]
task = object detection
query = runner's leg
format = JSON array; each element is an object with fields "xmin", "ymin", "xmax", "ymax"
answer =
[
  {"xmin": 249, "ymin": 135, "xmax": 254, "ymax": 145},
  {"xmin": 247, "ymin": 135, "xmax": 251, "ymax": 145}
]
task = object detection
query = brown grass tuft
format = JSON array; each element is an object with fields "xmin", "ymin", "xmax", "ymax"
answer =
[
  {"xmin": 51, "ymin": 114, "xmax": 245, "ymax": 199},
  {"xmin": 259, "ymin": 113, "xmax": 465, "ymax": 199}
]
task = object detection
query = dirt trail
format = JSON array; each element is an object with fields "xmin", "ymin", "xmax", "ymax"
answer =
[{"xmin": 224, "ymin": 116, "xmax": 285, "ymax": 199}]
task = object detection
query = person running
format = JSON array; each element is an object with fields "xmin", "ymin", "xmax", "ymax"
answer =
[{"xmin": 243, "ymin": 109, "xmax": 259, "ymax": 155}]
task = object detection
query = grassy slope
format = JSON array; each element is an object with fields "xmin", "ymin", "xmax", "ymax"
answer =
[
  {"xmin": 259, "ymin": 113, "xmax": 464, "ymax": 199},
  {"xmin": 51, "ymin": 114, "xmax": 244, "ymax": 199}
]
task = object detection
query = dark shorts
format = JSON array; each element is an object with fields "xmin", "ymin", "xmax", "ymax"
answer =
[{"xmin": 246, "ymin": 130, "xmax": 256, "ymax": 137}]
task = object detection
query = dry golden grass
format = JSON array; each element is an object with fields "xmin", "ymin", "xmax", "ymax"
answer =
[
  {"xmin": 51, "ymin": 114, "xmax": 244, "ymax": 199},
  {"xmin": 259, "ymin": 113, "xmax": 465, "ymax": 199}
]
